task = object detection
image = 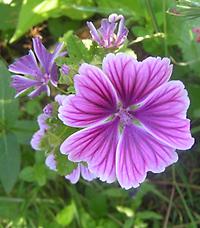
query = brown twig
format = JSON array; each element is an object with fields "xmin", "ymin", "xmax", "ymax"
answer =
[{"xmin": 163, "ymin": 187, "xmax": 175, "ymax": 228}]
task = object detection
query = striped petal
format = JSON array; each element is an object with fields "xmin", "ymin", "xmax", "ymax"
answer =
[
  {"xmin": 60, "ymin": 118, "xmax": 120, "ymax": 183},
  {"xmin": 134, "ymin": 81, "xmax": 194, "ymax": 150},
  {"xmin": 116, "ymin": 124, "xmax": 178, "ymax": 190},
  {"xmin": 58, "ymin": 63, "xmax": 117, "ymax": 128},
  {"xmin": 65, "ymin": 166, "xmax": 81, "ymax": 184},
  {"xmin": 103, "ymin": 53, "xmax": 172, "ymax": 108},
  {"xmin": 9, "ymin": 50, "xmax": 41, "ymax": 78}
]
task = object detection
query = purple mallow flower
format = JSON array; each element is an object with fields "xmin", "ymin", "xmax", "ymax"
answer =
[
  {"xmin": 59, "ymin": 53, "xmax": 194, "ymax": 190},
  {"xmin": 9, "ymin": 37, "xmax": 64, "ymax": 98},
  {"xmin": 87, "ymin": 14, "xmax": 128, "ymax": 48},
  {"xmin": 45, "ymin": 153, "xmax": 96, "ymax": 184}
]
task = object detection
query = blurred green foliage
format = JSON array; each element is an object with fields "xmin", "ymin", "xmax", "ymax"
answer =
[{"xmin": 1, "ymin": 0, "xmax": 200, "ymax": 227}]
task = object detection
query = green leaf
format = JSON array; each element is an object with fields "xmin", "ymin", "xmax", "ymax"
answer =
[
  {"xmin": 56, "ymin": 201, "xmax": 76, "ymax": 226},
  {"xmin": 62, "ymin": 31, "xmax": 94, "ymax": 64},
  {"xmin": 0, "ymin": 133, "xmax": 20, "ymax": 193},
  {"xmin": 10, "ymin": 0, "xmax": 94, "ymax": 43},
  {"xmin": 103, "ymin": 188, "xmax": 128, "ymax": 198},
  {"xmin": 0, "ymin": 59, "xmax": 18, "ymax": 130},
  {"xmin": 0, "ymin": 0, "xmax": 21, "ymax": 31},
  {"xmin": 187, "ymin": 84, "xmax": 200, "ymax": 118},
  {"xmin": 59, "ymin": 0, "xmax": 94, "ymax": 20},
  {"xmin": 33, "ymin": 163, "xmax": 47, "ymax": 186},
  {"xmin": 10, "ymin": 0, "xmax": 59, "ymax": 43},
  {"xmin": 19, "ymin": 166, "xmax": 35, "ymax": 182},
  {"xmin": 24, "ymin": 99, "xmax": 42, "ymax": 116},
  {"xmin": 96, "ymin": 0, "xmax": 140, "ymax": 16},
  {"xmin": 85, "ymin": 187, "xmax": 108, "ymax": 217},
  {"xmin": 48, "ymin": 17, "xmax": 81, "ymax": 39},
  {"xmin": 116, "ymin": 206, "xmax": 134, "ymax": 217},
  {"xmin": 55, "ymin": 151, "xmax": 78, "ymax": 176},
  {"xmin": 13, "ymin": 120, "xmax": 37, "ymax": 144},
  {"xmin": 136, "ymin": 211, "xmax": 162, "ymax": 220}
]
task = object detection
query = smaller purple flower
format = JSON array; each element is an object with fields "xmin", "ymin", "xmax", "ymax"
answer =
[
  {"xmin": 31, "ymin": 95, "xmax": 66, "ymax": 151},
  {"xmin": 45, "ymin": 153, "xmax": 96, "ymax": 184},
  {"xmin": 61, "ymin": 64, "xmax": 70, "ymax": 75},
  {"xmin": 87, "ymin": 14, "xmax": 128, "ymax": 48},
  {"xmin": 43, "ymin": 103, "xmax": 53, "ymax": 116},
  {"xmin": 45, "ymin": 154, "xmax": 57, "ymax": 171},
  {"xmin": 31, "ymin": 129, "xmax": 45, "ymax": 150},
  {"xmin": 9, "ymin": 37, "xmax": 64, "ymax": 98},
  {"xmin": 30, "ymin": 113, "xmax": 49, "ymax": 150}
]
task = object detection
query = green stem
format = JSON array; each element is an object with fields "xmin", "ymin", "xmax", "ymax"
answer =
[
  {"xmin": 163, "ymin": 0, "xmax": 168, "ymax": 56},
  {"xmin": 172, "ymin": 167, "xmax": 195, "ymax": 226},
  {"xmin": 145, "ymin": 0, "xmax": 160, "ymax": 33},
  {"xmin": 128, "ymin": 32, "xmax": 165, "ymax": 46},
  {"xmin": 56, "ymin": 86, "xmax": 68, "ymax": 95}
]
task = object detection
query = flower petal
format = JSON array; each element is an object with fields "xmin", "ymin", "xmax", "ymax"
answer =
[
  {"xmin": 30, "ymin": 129, "xmax": 45, "ymax": 150},
  {"xmin": 28, "ymin": 84, "xmax": 50, "ymax": 98},
  {"xmin": 55, "ymin": 94, "xmax": 67, "ymax": 105},
  {"xmin": 60, "ymin": 118, "xmax": 120, "ymax": 183},
  {"xmin": 116, "ymin": 124, "xmax": 178, "ymax": 190},
  {"xmin": 134, "ymin": 81, "xmax": 194, "ymax": 150},
  {"xmin": 37, "ymin": 113, "xmax": 49, "ymax": 130},
  {"xmin": 32, "ymin": 37, "xmax": 52, "ymax": 73},
  {"xmin": 87, "ymin": 22, "xmax": 102, "ymax": 46},
  {"xmin": 58, "ymin": 63, "xmax": 117, "ymax": 128},
  {"xmin": 103, "ymin": 53, "xmax": 172, "ymax": 107},
  {"xmin": 65, "ymin": 165, "xmax": 81, "ymax": 184},
  {"xmin": 11, "ymin": 75, "xmax": 40, "ymax": 97},
  {"xmin": 9, "ymin": 50, "xmax": 42, "ymax": 78},
  {"xmin": 50, "ymin": 63, "xmax": 58, "ymax": 87},
  {"xmin": 45, "ymin": 154, "xmax": 57, "ymax": 171},
  {"xmin": 50, "ymin": 42, "xmax": 64, "ymax": 67},
  {"xmin": 80, "ymin": 164, "xmax": 96, "ymax": 181}
]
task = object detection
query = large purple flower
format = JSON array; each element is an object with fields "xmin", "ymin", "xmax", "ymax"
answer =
[
  {"xmin": 59, "ymin": 53, "xmax": 194, "ymax": 190},
  {"xmin": 9, "ymin": 37, "xmax": 64, "ymax": 98},
  {"xmin": 87, "ymin": 14, "xmax": 128, "ymax": 48}
]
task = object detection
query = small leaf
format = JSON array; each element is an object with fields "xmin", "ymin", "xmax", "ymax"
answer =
[
  {"xmin": 33, "ymin": 163, "xmax": 47, "ymax": 186},
  {"xmin": 19, "ymin": 166, "xmax": 35, "ymax": 182},
  {"xmin": 61, "ymin": 31, "xmax": 94, "ymax": 64},
  {"xmin": 137, "ymin": 211, "xmax": 162, "ymax": 220},
  {"xmin": 0, "ymin": 133, "xmax": 20, "ymax": 193},
  {"xmin": 56, "ymin": 201, "xmax": 76, "ymax": 226},
  {"xmin": 55, "ymin": 151, "xmax": 77, "ymax": 176},
  {"xmin": 116, "ymin": 206, "xmax": 134, "ymax": 218}
]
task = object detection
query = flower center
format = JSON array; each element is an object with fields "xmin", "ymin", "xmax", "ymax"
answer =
[
  {"xmin": 41, "ymin": 73, "xmax": 50, "ymax": 84},
  {"xmin": 118, "ymin": 108, "xmax": 133, "ymax": 126}
]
